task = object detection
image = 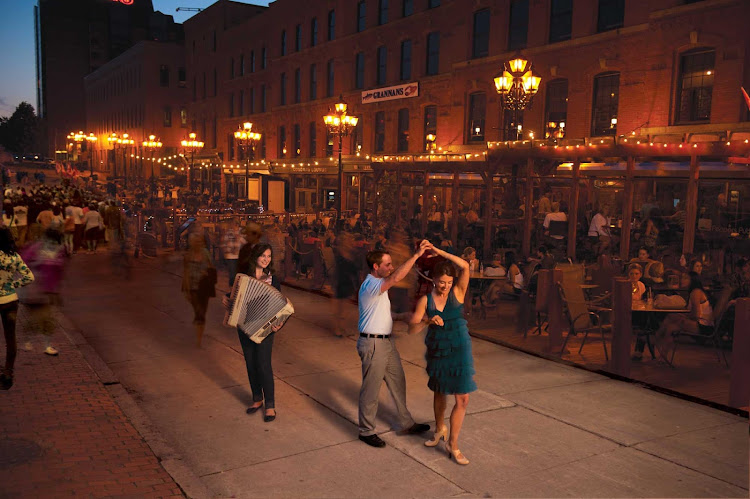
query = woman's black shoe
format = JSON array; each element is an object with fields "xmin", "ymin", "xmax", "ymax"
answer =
[
  {"xmin": 264, "ymin": 410, "xmax": 276, "ymax": 422},
  {"xmin": 246, "ymin": 404, "xmax": 263, "ymax": 414},
  {"xmin": 0, "ymin": 370, "xmax": 13, "ymax": 390}
]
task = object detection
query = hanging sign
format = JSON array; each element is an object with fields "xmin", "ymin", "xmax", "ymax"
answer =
[
  {"xmin": 112, "ymin": 0, "xmax": 134, "ymax": 5},
  {"xmin": 362, "ymin": 82, "xmax": 419, "ymax": 104}
]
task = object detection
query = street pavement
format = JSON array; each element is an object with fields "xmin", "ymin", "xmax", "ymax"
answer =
[{"xmin": 26, "ymin": 251, "xmax": 750, "ymax": 497}]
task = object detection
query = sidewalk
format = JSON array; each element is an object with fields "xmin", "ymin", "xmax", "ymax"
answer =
[{"xmin": 0, "ymin": 306, "xmax": 183, "ymax": 498}]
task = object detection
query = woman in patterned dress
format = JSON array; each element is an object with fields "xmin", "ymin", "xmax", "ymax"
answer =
[{"xmin": 408, "ymin": 243, "xmax": 476, "ymax": 465}]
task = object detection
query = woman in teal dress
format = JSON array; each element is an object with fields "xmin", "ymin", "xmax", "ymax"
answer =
[{"xmin": 409, "ymin": 243, "xmax": 476, "ymax": 465}]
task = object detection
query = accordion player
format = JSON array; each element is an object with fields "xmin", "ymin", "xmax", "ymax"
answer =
[{"xmin": 224, "ymin": 273, "xmax": 295, "ymax": 343}]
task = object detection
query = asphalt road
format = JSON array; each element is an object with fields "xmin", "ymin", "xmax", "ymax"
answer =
[{"xmin": 59, "ymin": 251, "xmax": 749, "ymax": 498}]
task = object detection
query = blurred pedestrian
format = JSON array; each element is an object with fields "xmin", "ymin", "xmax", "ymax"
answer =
[
  {"xmin": 221, "ymin": 220, "xmax": 245, "ymax": 287},
  {"xmin": 0, "ymin": 227, "xmax": 34, "ymax": 389},
  {"xmin": 83, "ymin": 203, "xmax": 103, "ymax": 253},
  {"xmin": 332, "ymin": 231, "xmax": 358, "ymax": 337},
  {"xmin": 182, "ymin": 232, "xmax": 216, "ymax": 347}
]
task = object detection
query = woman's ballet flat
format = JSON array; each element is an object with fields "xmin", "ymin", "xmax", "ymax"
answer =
[
  {"xmin": 425, "ymin": 425, "xmax": 448, "ymax": 447},
  {"xmin": 446, "ymin": 443, "xmax": 470, "ymax": 465}
]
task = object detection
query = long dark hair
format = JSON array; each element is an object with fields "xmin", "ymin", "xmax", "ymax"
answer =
[
  {"xmin": 248, "ymin": 243, "xmax": 274, "ymax": 275},
  {"xmin": 0, "ymin": 227, "xmax": 17, "ymax": 255},
  {"xmin": 687, "ymin": 271, "xmax": 704, "ymax": 294}
]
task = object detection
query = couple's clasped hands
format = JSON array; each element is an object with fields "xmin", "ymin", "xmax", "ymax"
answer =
[{"xmin": 416, "ymin": 239, "xmax": 441, "ymax": 257}]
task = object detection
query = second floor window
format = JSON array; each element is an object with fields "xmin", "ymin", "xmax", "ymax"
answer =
[
  {"xmin": 327, "ymin": 59, "xmax": 335, "ymax": 97},
  {"xmin": 508, "ymin": 0, "xmax": 529, "ymax": 50},
  {"xmin": 549, "ymin": 0, "xmax": 573, "ymax": 43},
  {"xmin": 294, "ymin": 68, "xmax": 301, "ymax": 103},
  {"xmin": 544, "ymin": 79, "xmax": 568, "ymax": 138},
  {"xmin": 293, "ymin": 124, "xmax": 301, "ymax": 157},
  {"xmin": 280, "ymin": 73, "xmax": 287, "ymax": 105},
  {"xmin": 309, "ymin": 122, "xmax": 317, "ymax": 156},
  {"xmin": 310, "ymin": 64, "xmax": 317, "ymax": 100},
  {"xmin": 403, "ymin": 0, "xmax": 413, "ymax": 17},
  {"xmin": 355, "ymin": 52, "xmax": 365, "ymax": 89},
  {"xmin": 311, "ymin": 18, "xmax": 318, "ymax": 46},
  {"xmin": 377, "ymin": 46, "xmax": 387, "ymax": 85},
  {"xmin": 250, "ymin": 88, "xmax": 255, "ymax": 114},
  {"xmin": 357, "ymin": 1, "xmax": 367, "ymax": 32},
  {"xmin": 230, "ymin": 58, "xmax": 235, "ymax": 78},
  {"xmin": 472, "ymin": 9, "xmax": 490, "ymax": 59},
  {"xmin": 426, "ymin": 32, "xmax": 440, "ymax": 75},
  {"xmin": 597, "ymin": 0, "xmax": 624, "ymax": 32},
  {"xmin": 261, "ymin": 84, "xmax": 267, "ymax": 112},
  {"xmin": 229, "ymin": 93, "xmax": 235, "ymax": 117},
  {"xmin": 281, "ymin": 30, "xmax": 287, "ymax": 56},
  {"xmin": 379, "ymin": 0, "xmax": 389, "ymax": 25},
  {"xmin": 397, "ymin": 108, "xmax": 409, "ymax": 151},
  {"xmin": 159, "ymin": 65, "xmax": 169, "ymax": 87},
  {"xmin": 591, "ymin": 72, "xmax": 620, "ymax": 136},
  {"xmin": 163, "ymin": 107, "xmax": 172, "ymax": 127},
  {"xmin": 374, "ymin": 111, "xmax": 386, "ymax": 152},
  {"xmin": 676, "ymin": 49, "xmax": 715, "ymax": 123},
  {"xmin": 279, "ymin": 126, "xmax": 286, "ymax": 157},
  {"xmin": 424, "ymin": 105, "xmax": 437, "ymax": 150},
  {"xmin": 239, "ymin": 55, "xmax": 245, "ymax": 76},
  {"xmin": 428, "ymin": 0, "xmax": 440, "ymax": 7},
  {"xmin": 328, "ymin": 10, "xmax": 336, "ymax": 41},
  {"xmin": 262, "ymin": 47, "xmax": 267, "ymax": 69},
  {"xmin": 400, "ymin": 40, "xmax": 412, "ymax": 80},
  {"xmin": 250, "ymin": 50, "xmax": 255, "ymax": 72},
  {"xmin": 295, "ymin": 24, "xmax": 302, "ymax": 52},
  {"xmin": 239, "ymin": 89, "xmax": 244, "ymax": 115},
  {"xmin": 467, "ymin": 92, "xmax": 486, "ymax": 143}
]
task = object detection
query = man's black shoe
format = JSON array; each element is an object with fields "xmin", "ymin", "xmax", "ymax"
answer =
[
  {"xmin": 359, "ymin": 434, "xmax": 386, "ymax": 448},
  {"xmin": 404, "ymin": 423, "xmax": 430, "ymax": 435}
]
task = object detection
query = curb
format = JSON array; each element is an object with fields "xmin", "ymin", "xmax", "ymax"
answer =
[{"xmin": 54, "ymin": 310, "xmax": 214, "ymax": 499}]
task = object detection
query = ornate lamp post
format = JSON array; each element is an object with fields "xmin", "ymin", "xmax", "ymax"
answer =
[
  {"xmin": 117, "ymin": 133, "xmax": 134, "ymax": 188},
  {"xmin": 426, "ymin": 133, "xmax": 437, "ymax": 152},
  {"xmin": 181, "ymin": 132, "xmax": 204, "ymax": 192},
  {"xmin": 323, "ymin": 96, "xmax": 358, "ymax": 219},
  {"xmin": 493, "ymin": 57, "xmax": 541, "ymax": 140},
  {"xmin": 234, "ymin": 122, "xmax": 261, "ymax": 201},
  {"xmin": 142, "ymin": 134, "xmax": 163, "ymax": 200}
]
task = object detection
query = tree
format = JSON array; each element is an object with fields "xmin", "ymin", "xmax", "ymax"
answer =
[{"xmin": 0, "ymin": 102, "xmax": 40, "ymax": 155}]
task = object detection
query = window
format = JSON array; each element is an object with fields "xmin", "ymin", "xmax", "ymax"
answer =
[
  {"xmin": 178, "ymin": 67, "xmax": 186, "ymax": 87},
  {"xmin": 229, "ymin": 93, "xmax": 235, "ymax": 117},
  {"xmin": 426, "ymin": 32, "xmax": 440, "ymax": 75},
  {"xmin": 328, "ymin": 10, "xmax": 336, "ymax": 41},
  {"xmin": 213, "ymin": 68, "xmax": 217, "ymax": 96},
  {"xmin": 354, "ymin": 120, "xmax": 363, "ymax": 152},
  {"xmin": 374, "ymin": 111, "xmax": 386, "ymax": 152},
  {"xmin": 261, "ymin": 84, "xmax": 267, "ymax": 112},
  {"xmin": 239, "ymin": 90, "xmax": 244, "ymax": 115},
  {"xmin": 293, "ymin": 124, "xmax": 301, "ymax": 157},
  {"xmin": 262, "ymin": 47, "xmax": 267, "ymax": 69},
  {"xmin": 295, "ymin": 24, "xmax": 302, "ymax": 52},
  {"xmin": 230, "ymin": 58, "xmax": 235, "ymax": 78},
  {"xmin": 397, "ymin": 108, "xmax": 409, "ymax": 151},
  {"xmin": 355, "ymin": 52, "xmax": 365, "ymax": 89},
  {"xmin": 472, "ymin": 9, "xmax": 490, "ymax": 59},
  {"xmin": 163, "ymin": 106, "xmax": 172, "ymax": 127},
  {"xmin": 261, "ymin": 135, "xmax": 266, "ymax": 158},
  {"xmin": 428, "ymin": 0, "xmax": 440, "ymax": 7},
  {"xmin": 250, "ymin": 50, "xmax": 255, "ymax": 72},
  {"xmin": 180, "ymin": 107, "xmax": 188, "ymax": 127},
  {"xmin": 508, "ymin": 0, "xmax": 529, "ymax": 50},
  {"xmin": 311, "ymin": 18, "xmax": 318, "ymax": 46},
  {"xmin": 159, "ymin": 65, "xmax": 169, "ymax": 87},
  {"xmin": 467, "ymin": 92, "xmax": 486, "ymax": 142},
  {"xmin": 400, "ymin": 40, "xmax": 412, "ymax": 80},
  {"xmin": 280, "ymin": 72, "xmax": 287, "ymax": 105},
  {"xmin": 676, "ymin": 49, "xmax": 714, "ymax": 123},
  {"xmin": 502, "ymin": 109, "xmax": 524, "ymax": 140},
  {"xmin": 327, "ymin": 59, "xmax": 335, "ymax": 97},
  {"xmin": 544, "ymin": 79, "xmax": 568, "ymax": 138},
  {"xmin": 326, "ymin": 130, "xmax": 334, "ymax": 156},
  {"xmin": 212, "ymin": 30, "xmax": 216, "ymax": 52},
  {"xmin": 549, "ymin": 0, "xmax": 572, "ymax": 43},
  {"xmin": 423, "ymin": 105, "xmax": 437, "ymax": 150},
  {"xmin": 597, "ymin": 0, "xmax": 624, "ymax": 32},
  {"xmin": 376, "ymin": 46, "xmax": 387, "ymax": 85},
  {"xmin": 279, "ymin": 126, "xmax": 287, "ymax": 157},
  {"xmin": 239, "ymin": 55, "xmax": 245, "ymax": 76},
  {"xmin": 281, "ymin": 30, "xmax": 287, "ymax": 56},
  {"xmin": 310, "ymin": 64, "xmax": 317, "ymax": 100},
  {"xmin": 294, "ymin": 68, "xmax": 301, "ymax": 103},
  {"xmin": 250, "ymin": 87, "xmax": 255, "ymax": 114},
  {"xmin": 357, "ymin": 1, "xmax": 367, "ymax": 32},
  {"xmin": 591, "ymin": 72, "xmax": 620, "ymax": 136},
  {"xmin": 309, "ymin": 122, "xmax": 317, "ymax": 156},
  {"xmin": 402, "ymin": 0, "xmax": 413, "ymax": 17},
  {"xmin": 379, "ymin": 0, "xmax": 388, "ymax": 25}
]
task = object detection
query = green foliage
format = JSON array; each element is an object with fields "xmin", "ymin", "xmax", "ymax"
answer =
[{"xmin": 0, "ymin": 102, "xmax": 40, "ymax": 155}]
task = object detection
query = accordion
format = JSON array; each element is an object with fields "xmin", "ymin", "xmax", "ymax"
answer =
[{"xmin": 224, "ymin": 273, "xmax": 295, "ymax": 344}]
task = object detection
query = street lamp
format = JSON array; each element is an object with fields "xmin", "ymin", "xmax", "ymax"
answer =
[
  {"xmin": 85, "ymin": 133, "xmax": 97, "ymax": 175},
  {"xmin": 426, "ymin": 133, "xmax": 437, "ymax": 152},
  {"xmin": 323, "ymin": 96, "xmax": 358, "ymax": 219},
  {"xmin": 494, "ymin": 57, "xmax": 541, "ymax": 141},
  {"xmin": 234, "ymin": 122, "xmax": 261, "ymax": 202},
  {"xmin": 181, "ymin": 132, "xmax": 204, "ymax": 193},
  {"xmin": 142, "ymin": 134, "xmax": 163, "ymax": 201},
  {"xmin": 117, "ymin": 133, "xmax": 134, "ymax": 188}
]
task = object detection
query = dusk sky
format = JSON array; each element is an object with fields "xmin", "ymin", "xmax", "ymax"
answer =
[{"xmin": 0, "ymin": 0, "xmax": 271, "ymax": 118}]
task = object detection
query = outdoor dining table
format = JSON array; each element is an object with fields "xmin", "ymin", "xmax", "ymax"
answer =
[
  {"xmin": 467, "ymin": 271, "xmax": 507, "ymax": 319},
  {"xmin": 631, "ymin": 302, "xmax": 690, "ymax": 362}
]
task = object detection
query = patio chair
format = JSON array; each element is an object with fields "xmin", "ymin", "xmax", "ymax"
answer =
[
  {"xmin": 669, "ymin": 304, "xmax": 730, "ymax": 367},
  {"xmin": 557, "ymin": 280, "xmax": 612, "ymax": 361}
]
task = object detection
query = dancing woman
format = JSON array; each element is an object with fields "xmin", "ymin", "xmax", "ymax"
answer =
[{"xmin": 408, "ymin": 243, "xmax": 476, "ymax": 465}]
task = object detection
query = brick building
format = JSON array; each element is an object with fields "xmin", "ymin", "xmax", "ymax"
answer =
[
  {"xmin": 183, "ymin": 0, "xmax": 749, "ymax": 218},
  {"xmin": 84, "ymin": 41, "xmax": 189, "ymax": 182}
]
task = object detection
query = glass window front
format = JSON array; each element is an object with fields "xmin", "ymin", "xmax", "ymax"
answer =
[
  {"xmin": 327, "ymin": 59, "xmax": 335, "ymax": 97},
  {"xmin": 545, "ymin": 78, "xmax": 568, "ymax": 139},
  {"xmin": 597, "ymin": 0, "xmax": 624, "ymax": 32},
  {"xmin": 508, "ymin": 0, "xmax": 529, "ymax": 50},
  {"xmin": 379, "ymin": 0, "xmax": 389, "ymax": 25},
  {"xmin": 400, "ymin": 40, "xmax": 412, "ymax": 80},
  {"xmin": 397, "ymin": 108, "xmax": 409, "ymax": 151},
  {"xmin": 423, "ymin": 105, "xmax": 437, "ymax": 150},
  {"xmin": 403, "ymin": 0, "xmax": 413, "ymax": 17},
  {"xmin": 328, "ymin": 10, "xmax": 336, "ymax": 41},
  {"xmin": 377, "ymin": 46, "xmax": 387, "ymax": 85},
  {"xmin": 472, "ymin": 9, "xmax": 490, "ymax": 59},
  {"xmin": 294, "ymin": 68, "xmax": 301, "ymax": 103},
  {"xmin": 280, "ymin": 72, "xmax": 286, "ymax": 105},
  {"xmin": 357, "ymin": 1, "xmax": 366, "ymax": 32},
  {"xmin": 309, "ymin": 122, "xmax": 317, "ymax": 156},
  {"xmin": 426, "ymin": 32, "xmax": 440, "ymax": 75},
  {"xmin": 375, "ymin": 111, "xmax": 385, "ymax": 152},
  {"xmin": 549, "ymin": 0, "xmax": 572, "ymax": 42},
  {"xmin": 677, "ymin": 49, "xmax": 714, "ymax": 123},
  {"xmin": 311, "ymin": 18, "xmax": 318, "ymax": 46},
  {"xmin": 355, "ymin": 53, "xmax": 365, "ymax": 89},
  {"xmin": 309, "ymin": 64, "xmax": 317, "ymax": 100},
  {"xmin": 468, "ymin": 93, "xmax": 486, "ymax": 143},
  {"xmin": 591, "ymin": 72, "xmax": 619, "ymax": 136}
]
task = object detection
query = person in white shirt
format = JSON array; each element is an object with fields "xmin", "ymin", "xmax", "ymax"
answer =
[
  {"xmin": 356, "ymin": 240, "xmax": 431, "ymax": 448},
  {"xmin": 588, "ymin": 206, "xmax": 612, "ymax": 254},
  {"xmin": 12, "ymin": 202, "xmax": 28, "ymax": 246},
  {"xmin": 543, "ymin": 204, "xmax": 567, "ymax": 240}
]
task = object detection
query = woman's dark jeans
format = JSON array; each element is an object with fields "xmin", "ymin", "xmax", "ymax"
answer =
[{"xmin": 237, "ymin": 329, "xmax": 275, "ymax": 409}]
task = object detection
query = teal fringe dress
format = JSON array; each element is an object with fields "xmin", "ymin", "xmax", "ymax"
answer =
[{"xmin": 425, "ymin": 290, "xmax": 477, "ymax": 394}]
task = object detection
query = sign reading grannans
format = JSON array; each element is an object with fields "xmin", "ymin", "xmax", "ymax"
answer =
[{"xmin": 361, "ymin": 82, "xmax": 419, "ymax": 104}]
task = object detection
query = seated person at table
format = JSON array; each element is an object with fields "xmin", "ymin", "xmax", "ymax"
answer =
[
  {"xmin": 588, "ymin": 206, "xmax": 614, "ymax": 254},
  {"xmin": 461, "ymin": 247, "xmax": 479, "ymax": 271},
  {"xmin": 543, "ymin": 204, "xmax": 567, "ymax": 239},
  {"xmin": 531, "ymin": 245, "xmax": 555, "ymax": 270},
  {"xmin": 484, "ymin": 251, "xmax": 523, "ymax": 304},
  {"xmin": 628, "ymin": 263, "xmax": 646, "ymax": 302},
  {"xmin": 653, "ymin": 272, "xmax": 714, "ymax": 362},
  {"xmin": 642, "ymin": 261, "xmax": 665, "ymax": 288},
  {"xmin": 630, "ymin": 247, "xmax": 654, "ymax": 267}
]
